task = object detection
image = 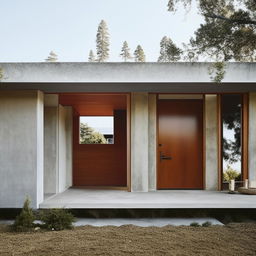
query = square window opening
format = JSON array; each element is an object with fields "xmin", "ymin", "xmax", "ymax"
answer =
[{"xmin": 79, "ymin": 116, "xmax": 114, "ymax": 144}]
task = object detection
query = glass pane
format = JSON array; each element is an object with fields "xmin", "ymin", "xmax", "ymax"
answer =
[
  {"xmin": 79, "ymin": 116, "xmax": 114, "ymax": 144},
  {"xmin": 221, "ymin": 95, "xmax": 242, "ymax": 189}
]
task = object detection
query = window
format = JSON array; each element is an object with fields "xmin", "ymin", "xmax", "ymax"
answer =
[
  {"xmin": 221, "ymin": 94, "xmax": 243, "ymax": 189},
  {"xmin": 79, "ymin": 116, "xmax": 114, "ymax": 144}
]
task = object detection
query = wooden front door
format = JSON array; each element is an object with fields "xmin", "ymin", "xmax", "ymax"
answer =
[{"xmin": 157, "ymin": 99, "xmax": 203, "ymax": 189}]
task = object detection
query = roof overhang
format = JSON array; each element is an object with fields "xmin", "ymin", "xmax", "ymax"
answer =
[{"xmin": 0, "ymin": 62, "xmax": 256, "ymax": 93}]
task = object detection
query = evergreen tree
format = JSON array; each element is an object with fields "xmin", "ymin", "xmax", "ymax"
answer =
[
  {"xmin": 158, "ymin": 36, "xmax": 182, "ymax": 62},
  {"xmin": 134, "ymin": 45, "xmax": 145, "ymax": 62},
  {"xmin": 167, "ymin": 0, "xmax": 256, "ymax": 61},
  {"xmin": 45, "ymin": 51, "xmax": 58, "ymax": 62},
  {"xmin": 80, "ymin": 123, "xmax": 107, "ymax": 144},
  {"xmin": 88, "ymin": 50, "xmax": 96, "ymax": 62},
  {"xmin": 120, "ymin": 41, "xmax": 132, "ymax": 62},
  {"xmin": 96, "ymin": 20, "xmax": 110, "ymax": 62}
]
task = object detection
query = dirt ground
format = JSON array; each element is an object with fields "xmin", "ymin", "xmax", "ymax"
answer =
[{"xmin": 0, "ymin": 223, "xmax": 256, "ymax": 256}]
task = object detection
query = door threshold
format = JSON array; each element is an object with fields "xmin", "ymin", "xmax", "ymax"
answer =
[{"xmin": 72, "ymin": 186, "xmax": 128, "ymax": 191}]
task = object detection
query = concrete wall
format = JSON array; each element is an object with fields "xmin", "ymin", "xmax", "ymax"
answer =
[
  {"xmin": 148, "ymin": 94, "xmax": 157, "ymax": 191},
  {"xmin": 249, "ymin": 93, "xmax": 256, "ymax": 181},
  {"xmin": 58, "ymin": 105, "xmax": 72, "ymax": 193},
  {"xmin": 205, "ymin": 95, "xmax": 219, "ymax": 190},
  {"xmin": 131, "ymin": 93, "xmax": 149, "ymax": 192},
  {"xmin": 44, "ymin": 95, "xmax": 59, "ymax": 194},
  {"xmin": 0, "ymin": 91, "xmax": 44, "ymax": 208}
]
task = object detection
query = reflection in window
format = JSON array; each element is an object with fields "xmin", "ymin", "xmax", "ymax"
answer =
[
  {"xmin": 79, "ymin": 116, "xmax": 114, "ymax": 144},
  {"xmin": 221, "ymin": 94, "xmax": 243, "ymax": 189}
]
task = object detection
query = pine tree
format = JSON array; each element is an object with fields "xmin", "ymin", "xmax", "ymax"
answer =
[
  {"xmin": 158, "ymin": 36, "xmax": 171, "ymax": 62},
  {"xmin": 158, "ymin": 36, "xmax": 182, "ymax": 62},
  {"xmin": 134, "ymin": 45, "xmax": 145, "ymax": 62},
  {"xmin": 167, "ymin": 39, "xmax": 183, "ymax": 61},
  {"xmin": 45, "ymin": 51, "xmax": 58, "ymax": 62},
  {"xmin": 88, "ymin": 50, "xmax": 96, "ymax": 62},
  {"xmin": 120, "ymin": 41, "xmax": 132, "ymax": 62},
  {"xmin": 96, "ymin": 20, "xmax": 110, "ymax": 62}
]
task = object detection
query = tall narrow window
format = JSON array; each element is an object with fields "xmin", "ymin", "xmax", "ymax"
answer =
[{"xmin": 221, "ymin": 94, "xmax": 243, "ymax": 190}]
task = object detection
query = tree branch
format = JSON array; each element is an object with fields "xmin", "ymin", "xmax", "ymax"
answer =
[{"xmin": 205, "ymin": 13, "xmax": 256, "ymax": 25}]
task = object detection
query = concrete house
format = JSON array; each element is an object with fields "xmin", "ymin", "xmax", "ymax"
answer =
[{"xmin": 0, "ymin": 62, "xmax": 256, "ymax": 209}]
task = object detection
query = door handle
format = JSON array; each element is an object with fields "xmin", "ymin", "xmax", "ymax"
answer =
[{"xmin": 160, "ymin": 152, "xmax": 172, "ymax": 161}]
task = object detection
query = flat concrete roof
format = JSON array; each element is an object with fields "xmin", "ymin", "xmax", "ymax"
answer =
[
  {"xmin": 40, "ymin": 188, "xmax": 256, "ymax": 209},
  {"xmin": 0, "ymin": 62, "xmax": 256, "ymax": 83}
]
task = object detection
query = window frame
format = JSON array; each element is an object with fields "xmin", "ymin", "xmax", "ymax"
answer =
[{"xmin": 218, "ymin": 93, "xmax": 248, "ymax": 190}]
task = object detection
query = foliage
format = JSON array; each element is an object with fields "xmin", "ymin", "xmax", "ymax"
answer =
[
  {"xmin": 158, "ymin": 36, "xmax": 183, "ymax": 62},
  {"xmin": 88, "ymin": 50, "xmax": 96, "ymax": 62},
  {"xmin": 208, "ymin": 62, "xmax": 226, "ymax": 83},
  {"xmin": 40, "ymin": 209, "xmax": 75, "ymax": 231},
  {"xmin": 202, "ymin": 221, "xmax": 212, "ymax": 227},
  {"xmin": 120, "ymin": 41, "xmax": 132, "ymax": 62},
  {"xmin": 96, "ymin": 20, "xmax": 110, "ymax": 62},
  {"xmin": 134, "ymin": 45, "xmax": 146, "ymax": 62},
  {"xmin": 45, "ymin": 51, "xmax": 58, "ymax": 62},
  {"xmin": 222, "ymin": 96, "xmax": 242, "ymax": 164},
  {"xmin": 190, "ymin": 222, "xmax": 200, "ymax": 227},
  {"xmin": 80, "ymin": 122, "xmax": 107, "ymax": 144},
  {"xmin": 223, "ymin": 166, "xmax": 241, "ymax": 182},
  {"xmin": 167, "ymin": 0, "xmax": 256, "ymax": 61},
  {"xmin": 13, "ymin": 198, "xmax": 35, "ymax": 232},
  {"xmin": 0, "ymin": 68, "xmax": 4, "ymax": 81}
]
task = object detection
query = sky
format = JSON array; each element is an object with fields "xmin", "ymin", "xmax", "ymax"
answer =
[
  {"xmin": 0, "ymin": 0, "xmax": 204, "ymax": 62},
  {"xmin": 80, "ymin": 116, "xmax": 113, "ymax": 135}
]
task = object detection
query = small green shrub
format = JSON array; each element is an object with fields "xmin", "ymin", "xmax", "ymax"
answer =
[
  {"xmin": 40, "ymin": 209, "xmax": 75, "ymax": 231},
  {"xmin": 202, "ymin": 221, "xmax": 212, "ymax": 227},
  {"xmin": 223, "ymin": 166, "xmax": 241, "ymax": 182},
  {"xmin": 13, "ymin": 198, "xmax": 35, "ymax": 232},
  {"xmin": 190, "ymin": 222, "xmax": 200, "ymax": 227}
]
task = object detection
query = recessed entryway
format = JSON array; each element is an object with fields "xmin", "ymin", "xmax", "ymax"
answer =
[{"xmin": 59, "ymin": 93, "xmax": 130, "ymax": 189}]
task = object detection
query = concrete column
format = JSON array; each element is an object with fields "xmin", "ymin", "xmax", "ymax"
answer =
[
  {"xmin": 0, "ymin": 91, "xmax": 44, "ymax": 208},
  {"xmin": 44, "ymin": 95, "xmax": 59, "ymax": 194},
  {"xmin": 131, "ymin": 92, "xmax": 149, "ymax": 192},
  {"xmin": 58, "ymin": 105, "xmax": 73, "ymax": 192},
  {"xmin": 205, "ymin": 95, "xmax": 219, "ymax": 190},
  {"xmin": 249, "ymin": 93, "xmax": 256, "ymax": 181},
  {"xmin": 148, "ymin": 94, "xmax": 157, "ymax": 191}
]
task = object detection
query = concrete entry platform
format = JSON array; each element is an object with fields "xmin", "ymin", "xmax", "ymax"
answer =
[{"xmin": 39, "ymin": 188, "xmax": 256, "ymax": 209}]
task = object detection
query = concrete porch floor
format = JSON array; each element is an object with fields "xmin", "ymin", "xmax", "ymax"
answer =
[{"xmin": 39, "ymin": 188, "xmax": 256, "ymax": 209}]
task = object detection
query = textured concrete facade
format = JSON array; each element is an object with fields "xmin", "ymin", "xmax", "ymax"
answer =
[
  {"xmin": 205, "ymin": 95, "xmax": 219, "ymax": 190},
  {"xmin": 1, "ymin": 62, "xmax": 256, "ymax": 83},
  {"xmin": 148, "ymin": 94, "xmax": 157, "ymax": 191},
  {"xmin": 0, "ymin": 91, "xmax": 44, "ymax": 208},
  {"xmin": 249, "ymin": 93, "xmax": 256, "ymax": 181},
  {"xmin": 131, "ymin": 93, "xmax": 149, "ymax": 192}
]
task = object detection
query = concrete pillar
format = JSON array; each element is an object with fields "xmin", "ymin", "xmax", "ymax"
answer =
[
  {"xmin": 249, "ymin": 93, "xmax": 256, "ymax": 181},
  {"xmin": 44, "ymin": 95, "xmax": 73, "ymax": 195},
  {"xmin": 58, "ymin": 105, "xmax": 73, "ymax": 193},
  {"xmin": 44, "ymin": 95, "xmax": 59, "ymax": 194},
  {"xmin": 205, "ymin": 95, "xmax": 219, "ymax": 190},
  {"xmin": 0, "ymin": 91, "xmax": 44, "ymax": 208},
  {"xmin": 131, "ymin": 92, "xmax": 149, "ymax": 192},
  {"xmin": 148, "ymin": 94, "xmax": 157, "ymax": 191}
]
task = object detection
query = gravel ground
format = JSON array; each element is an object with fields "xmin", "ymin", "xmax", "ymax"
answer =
[{"xmin": 0, "ymin": 223, "xmax": 256, "ymax": 256}]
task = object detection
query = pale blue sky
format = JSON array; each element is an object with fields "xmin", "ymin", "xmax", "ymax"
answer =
[{"xmin": 0, "ymin": 0, "xmax": 203, "ymax": 62}]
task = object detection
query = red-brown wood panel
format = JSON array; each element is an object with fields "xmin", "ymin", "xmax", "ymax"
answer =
[
  {"xmin": 73, "ymin": 110, "xmax": 127, "ymax": 186},
  {"xmin": 157, "ymin": 99, "xmax": 203, "ymax": 189}
]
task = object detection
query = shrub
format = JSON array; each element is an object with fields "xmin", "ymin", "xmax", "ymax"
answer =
[
  {"xmin": 202, "ymin": 221, "xmax": 212, "ymax": 227},
  {"xmin": 40, "ymin": 209, "xmax": 75, "ymax": 231},
  {"xmin": 13, "ymin": 198, "xmax": 35, "ymax": 232},
  {"xmin": 223, "ymin": 166, "xmax": 241, "ymax": 182},
  {"xmin": 190, "ymin": 222, "xmax": 200, "ymax": 227}
]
